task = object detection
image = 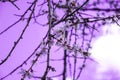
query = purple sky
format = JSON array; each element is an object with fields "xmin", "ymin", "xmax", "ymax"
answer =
[{"xmin": 0, "ymin": 0, "xmax": 120, "ymax": 80}]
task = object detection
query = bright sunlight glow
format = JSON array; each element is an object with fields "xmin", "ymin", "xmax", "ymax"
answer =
[{"xmin": 91, "ymin": 23, "xmax": 120, "ymax": 79}]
